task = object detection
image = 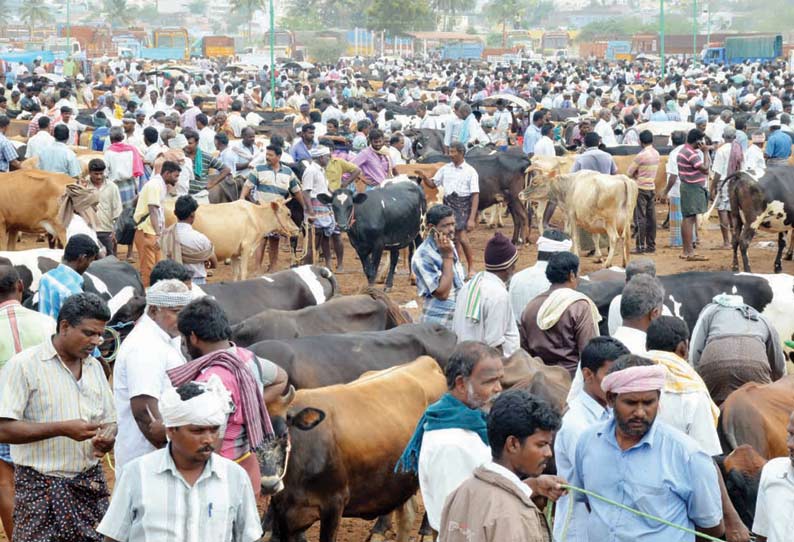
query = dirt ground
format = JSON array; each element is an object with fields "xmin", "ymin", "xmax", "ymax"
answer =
[{"xmin": 1, "ymin": 206, "xmax": 789, "ymax": 542}]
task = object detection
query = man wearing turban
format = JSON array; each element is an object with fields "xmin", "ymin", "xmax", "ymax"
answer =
[{"xmin": 569, "ymin": 355, "xmax": 725, "ymax": 542}]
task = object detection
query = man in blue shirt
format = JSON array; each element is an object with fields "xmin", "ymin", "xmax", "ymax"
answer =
[
  {"xmin": 522, "ymin": 110, "xmax": 545, "ymax": 156},
  {"xmin": 571, "ymin": 354, "xmax": 724, "ymax": 542},
  {"xmin": 37, "ymin": 124, "xmax": 82, "ymax": 178},
  {"xmin": 37, "ymin": 234, "xmax": 99, "ymax": 320},
  {"xmin": 765, "ymin": 120, "xmax": 792, "ymax": 166},
  {"xmin": 291, "ymin": 124, "xmax": 317, "ymax": 163},
  {"xmin": 0, "ymin": 116, "xmax": 20, "ymax": 172}
]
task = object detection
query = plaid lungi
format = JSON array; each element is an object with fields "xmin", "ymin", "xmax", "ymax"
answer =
[
  {"xmin": 669, "ymin": 196, "xmax": 683, "ymax": 247},
  {"xmin": 114, "ymin": 177, "xmax": 138, "ymax": 210},
  {"xmin": 443, "ymin": 193, "xmax": 473, "ymax": 231},
  {"xmin": 13, "ymin": 464, "xmax": 109, "ymax": 542}
]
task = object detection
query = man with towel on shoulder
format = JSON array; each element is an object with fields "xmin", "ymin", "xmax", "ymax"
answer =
[
  {"xmin": 569, "ymin": 355, "xmax": 724, "ymax": 542},
  {"xmin": 98, "ymin": 375, "xmax": 263, "ymax": 542},
  {"xmin": 520, "ymin": 251, "xmax": 600, "ymax": 378},
  {"xmin": 161, "ymin": 195, "xmax": 217, "ymax": 285},
  {"xmin": 452, "ymin": 233, "xmax": 520, "ymax": 356}
]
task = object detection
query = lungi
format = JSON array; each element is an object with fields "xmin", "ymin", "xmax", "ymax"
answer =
[
  {"xmin": 696, "ymin": 334, "xmax": 772, "ymax": 405},
  {"xmin": 444, "ymin": 193, "xmax": 473, "ymax": 231},
  {"xmin": 114, "ymin": 177, "xmax": 138, "ymax": 210},
  {"xmin": 310, "ymin": 198, "xmax": 337, "ymax": 237},
  {"xmin": 680, "ymin": 181, "xmax": 708, "ymax": 217},
  {"xmin": 669, "ymin": 196, "xmax": 683, "ymax": 247},
  {"xmin": 13, "ymin": 464, "xmax": 109, "ymax": 542}
]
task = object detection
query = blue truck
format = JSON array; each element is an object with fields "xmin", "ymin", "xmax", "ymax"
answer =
[
  {"xmin": 440, "ymin": 42, "xmax": 485, "ymax": 61},
  {"xmin": 702, "ymin": 34, "xmax": 782, "ymax": 66},
  {"xmin": 605, "ymin": 40, "xmax": 632, "ymax": 62}
]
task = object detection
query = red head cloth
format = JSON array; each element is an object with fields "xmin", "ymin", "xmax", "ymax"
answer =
[{"xmin": 601, "ymin": 365, "xmax": 667, "ymax": 394}]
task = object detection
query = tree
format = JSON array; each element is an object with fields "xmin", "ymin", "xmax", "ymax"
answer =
[
  {"xmin": 188, "ymin": 0, "xmax": 207, "ymax": 15},
  {"xmin": 102, "ymin": 0, "xmax": 135, "ymax": 27},
  {"xmin": 231, "ymin": 0, "xmax": 266, "ymax": 42},
  {"xmin": 429, "ymin": 0, "xmax": 475, "ymax": 31},
  {"xmin": 483, "ymin": 0, "xmax": 531, "ymax": 47},
  {"xmin": 283, "ymin": 0, "xmax": 362, "ymax": 30},
  {"xmin": 20, "ymin": 0, "xmax": 52, "ymax": 36},
  {"xmin": 137, "ymin": 3, "xmax": 160, "ymax": 23},
  {"xmin": 365, "ymin": 0, "xmax": 433, "ymax": 36}
]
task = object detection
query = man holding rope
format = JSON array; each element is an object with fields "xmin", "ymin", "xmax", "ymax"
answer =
[
  {"xmin": 569, "ymin": 354, "xmax": 724, "ymax": 542},
  {"xmin": 301, "ymin": 146, "xmax": 343, "ymax": 270}
]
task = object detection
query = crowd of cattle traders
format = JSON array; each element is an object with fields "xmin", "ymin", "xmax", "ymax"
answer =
[{"xmin": 0, "ymin": 50, "xmax": 794, "ymax": 542}]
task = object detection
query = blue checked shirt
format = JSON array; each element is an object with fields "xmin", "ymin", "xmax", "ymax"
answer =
[
  {"xmin": 0, "ymin": 134, "xmax": 19, "ymax": 172},
  {"xmin": 37, "ymin": 264, "xmax": 84, "ymax": 320},
  {"xmin": 410, "ymin": 236, "xmax": 465, "ymax": 330}
]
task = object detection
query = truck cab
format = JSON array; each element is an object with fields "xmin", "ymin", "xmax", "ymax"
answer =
[{"xmin": 702, "ymin": 46, "xmax": 725, "ymax": 66}]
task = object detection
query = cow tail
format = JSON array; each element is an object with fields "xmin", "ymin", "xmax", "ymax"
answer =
[
  {"xmin": 623, "ymin": 177, "xmax": 636, "ymax": 239},
  {"xmin": 359, "ymin": 286, "xmax": 411, "ymax": 326}
]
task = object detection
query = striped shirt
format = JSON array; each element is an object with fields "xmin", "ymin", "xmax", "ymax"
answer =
[
  {"xmin": 97, "ymin": 446, "xmax": 262, "ymax": 542},
  {"xmin": 0, "ymin": 336, "xmax": 115, "ymax": 477},
  {"xmin": 411, "ymin": 236, "xmax": 465, "ymax": 330},
  {"xmin": 0, "ymin": 134, "xmax": 18, "ymax": 172},
  {"xmin": 37, "ymin": 264, "xmax": 84, "ymax": 321},
  {"xmin": 627, "ymin": 146, "xmax": 660, "ymax": 191},
  {"xmin": 188, "ymin": 151, "xmax": 226, "ymax": 195},
  {"xmin": 676, "ymin": 144, "xmax": 707, "ymax": 185},
  {"xmin": 245, "ymin": 163, "xmax": 301, "ymax": 202},
  {"xmin": 0, "ymin": 300, "xmax": 56, "ymax": 368}
]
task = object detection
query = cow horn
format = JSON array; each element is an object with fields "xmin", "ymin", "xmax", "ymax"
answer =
[{"xmin": 279, "ymin": 385, "xmax": 296, "ymax": 405}]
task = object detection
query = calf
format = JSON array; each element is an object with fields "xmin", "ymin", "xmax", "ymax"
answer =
[
  {"xmin": 319, "ymin": 182, "xmax": 425, "ymax": 290},
  {"xmin": 724, "ymin": 167, "xmax": 794, "ymax": 273},
  {"xmin": 258, "ymin": 356, "xmax": 447, "ymax": 542}
]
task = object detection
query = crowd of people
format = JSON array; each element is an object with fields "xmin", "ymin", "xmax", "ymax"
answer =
[{"xmin": 0, "ymin": 50, "xmax": 792, "ymax": 542}]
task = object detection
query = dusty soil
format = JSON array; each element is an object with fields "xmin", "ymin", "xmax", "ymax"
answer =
[{"xmin": 1, "ymin": 206, "xmax": 788, "ymax": 542}]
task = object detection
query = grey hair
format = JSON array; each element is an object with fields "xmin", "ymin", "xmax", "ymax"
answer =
[
  {"xmin": 445, "ymin": 341, "xmax": 501, "ymax": 390},
  {"xmin": 625, "ymin": 258, "xmax": 657, "ymax": 281},
  {"xmin": 390, "ymin": 120, "xmax": 402, "ymax": 131},
  {"xmin": 620, "ymin": 274, "xmax": 665, "ymax": 320},
  {"xmin": 723, "ymin": 126, "xmax": 736, "ymax": 140},
  {"xmin": 458, "ymin": 103, "xmax": 472, "ymax": 116},
  {"xmin": 109, "ymin": 126, "xmax": 125, "ymax": 142},
  {"xmin": 720, "ymin": 110, "xmax": 733, "ymax": 121},
  {"xmin": 449, "ymin": 141, "xmax": 466, "ymax": 154}
]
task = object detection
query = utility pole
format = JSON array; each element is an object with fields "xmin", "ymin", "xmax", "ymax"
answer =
[
  {"xmin": 66, "ymin": 0, "xmax": 71, "ymax": 55},
  {"xmin": 660, "ymin": 0, "xmax": 665, "ymax": 78},
  {"xmin": 692, "ymin": 0, "xmax": 698, "ymax": 67},
  {"xmin": 706, "ymin": 4, "xmax": 711, "ymax": 48},
  {"xmin": 269, "ymin": 0, "xmax": 275, "ymax": 111}
]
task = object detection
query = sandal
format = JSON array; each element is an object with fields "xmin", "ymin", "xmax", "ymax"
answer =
[{"xmin": 685, "ymin": 254, "xmax": 709, "ymax": 261}]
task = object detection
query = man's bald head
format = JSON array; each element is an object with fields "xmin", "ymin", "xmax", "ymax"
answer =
[{"xmin": 0, "ymin": 265, "xmax": 22, "ymax": 302}]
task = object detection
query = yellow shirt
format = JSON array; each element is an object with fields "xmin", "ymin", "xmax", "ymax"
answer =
[
  {"xmin": 134, "ymin": 176, "xmax": 166, "ymax": 236},
  {"xmin": 324, "ymin": 157, "xmax": 359, "ymax": 191}
]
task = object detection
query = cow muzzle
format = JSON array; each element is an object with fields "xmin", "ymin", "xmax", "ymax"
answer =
[{"xmin": 256, "ymin": 434, "xmax": 291, "ymax": 496}]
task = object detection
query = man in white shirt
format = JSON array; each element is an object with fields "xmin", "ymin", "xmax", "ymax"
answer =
[
  {"xmin": 594, "ymin": 109, "xmax": 618, "ymax": 147},
  {"xmin": 162, "ymin": 196, "xmax": 216, "ymax": 285},
  {"xmin": 387, "ymin": 133, "xmax": 406, "ymax": 166},
  {"xmin": 196, "ymin": 113, "xmax": 216, "ymax": 155},
  {"xmin": 751, "ymin": 410, "xmax": 794, "ymax": 542},
  {"xmin": 452, "ymin": 233, "xmax": 520, "ymax": 356},
  {"xmin": 26, "ymin": 116, "xmax": 54, "ymax": 159},
  {"xmin": 608, "ymin": 259, "xmax": 672, "ymax": 335},
  {"xmin": 509, "ymin": 229, "xmax": 572, "ymax": 322},
  {"xmin": 534, "ymin": 123, "xmax": 556, "ymax": 157},
  {"xmin": 611, "ymin": 273, "xmax": 665, "ymax": 355},
  {"xmin": 56, "ymin": 106, "xmax": 87, "ymax": 146},
  {"xmin": 743, "ymin": 131, "xmax": 767, "ymax": 177},
  {"xmin": 228, "ymin": 101, "xmax": 249, "ymax": 138},
  {"xmin": 112, "ymin": 279, "xmax": 192, "ymax": 469},
  {"xmin": 554, "ymin": 336, "xmax": 626, "ymax": 542}
]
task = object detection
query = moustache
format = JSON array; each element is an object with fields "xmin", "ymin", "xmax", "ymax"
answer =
[{"xmin": 198, "ymin": 446, "xmax": 214, "ymax": 453}]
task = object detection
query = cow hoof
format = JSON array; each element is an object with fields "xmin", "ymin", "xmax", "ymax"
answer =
[
  {"xmin": 775, "ymin": 266, "xmax": 783, "ymax": 274},
  {"xmin": 384, "ymin": 286, "xmax": 393, "ymax": 293}
]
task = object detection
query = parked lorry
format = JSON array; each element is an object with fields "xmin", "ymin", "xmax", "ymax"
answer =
[
  {"xmin": 702, "ymin": 34, "xmax": 782, "ymax": 65},
  {"xmin": 440, "ymin": 42, "xmax": 485, "ymax": 61},
  {"xmin": 606, "ymin": 40, "xmax": 632, "ymax": 62},
  {"xmin": 57, "ymin": 24, "xmax": 114, "ymax": 58},
  {"xmin": 191, "ymin": 36, "xmax": 235, "ymax": 58}
]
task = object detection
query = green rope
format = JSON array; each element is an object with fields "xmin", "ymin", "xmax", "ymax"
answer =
[{"xmin": 559, "ymin": 484, "xmax": 726, "ymax": 542}]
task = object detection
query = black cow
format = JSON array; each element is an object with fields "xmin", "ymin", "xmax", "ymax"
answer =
[
  {"xmin": 549, "ymin": 108, "xmax": 580, "ymax": 122},
  {"xmin": 405, "ymin": 128, "xmax": 445, "ymax": 158},
  {"xmin": 318, "ymin": 182, "xmax": 425, "ymax": 290},
  {"xmin": 604, "ymin": 145, "xmax": 674, "ymax": 156},
  {"xmin": 723, "ymin": 167, "xmax": 794, "ymax": 273},
  {"xmin": 577, "ymin": 271, "xmax": 794, "ymax": 347},
  {"xmin": 200, "ymin": 265, "xmax": 337, "ymax": 324},
  {"xmin": 230, "ymin": 288, "xmax": 410, "ymax": 345},
  {"xmin": 249, "ymin": 323, "xmax": 457, "ymax": 389},
  {"xmin": 419, "ymin": 148, "xmax": 532, "ymax": 244}
]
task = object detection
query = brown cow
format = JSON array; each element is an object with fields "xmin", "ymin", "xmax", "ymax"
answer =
[
  {"xmin": 164, "ymin": 199, "xmax": 298, "ymax": 280},
  {"xmin": 502, "ymin": 349, "xmax": 571, "ymax": 412},
  {"xmin": 719, "ymin": 375, "xmax": 794, "ymax": 459},
  {"xmin": 259, "ymin": 356, "xmax": 447, "ymax": 542},
  {"xmin": 0, "ymin": 169, "xmax": 72, "ymax": 249}
]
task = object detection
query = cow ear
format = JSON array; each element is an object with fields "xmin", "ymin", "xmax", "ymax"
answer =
[
  {"xmin": 289, "ymin": 407, "xmax": 326, "ymax": 431},
  {"xmin": 316, "ymin": 193, "xmax": 333, "ymax": 204},
  {"xmin": 353, "ymin": 193, "xmax": 368, "ymax": 204},
  {"xmin": 269, "ymin": 200, "xmax": 281, "ymax": 212}
]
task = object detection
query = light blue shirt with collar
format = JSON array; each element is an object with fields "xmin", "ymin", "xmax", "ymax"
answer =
[
  {"xmin": 571, "ymin": 416, "xmax": 723, "ymax": 542},
  {"xmin": 522, "ymin": 123, "xmax": 542, "ymax": 155},
  {"xmin": 553, "ymin": 391, "xmax": 611, "ymax": 542}
]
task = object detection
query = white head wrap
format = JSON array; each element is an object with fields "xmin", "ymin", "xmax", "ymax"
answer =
[
  {"xmin": 145, "ymin": 279, "xmax": 193, "ymax": 308},
  {"xmin": 713, "ymin": 293, "xmax": 744, "ymax": 308},
  {"xmin": 537, "ymin": 235, "xmax": 573, "ymax": 254},
  {"xmin": 160, "ymin": 374, "xmax": 232, "ymax": 428},
  {"xmin": 309, "ymin": 146, "xmax": 330, "ymax": 158},
  {"xmin": 168, "ymin": 134, "xmax": 188, "ymax": 150}
]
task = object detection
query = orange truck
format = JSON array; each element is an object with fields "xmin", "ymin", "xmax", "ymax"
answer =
[
  {"xmin": 194, "ymin": 36, "xmax": 235, "ymax": 58},
  {"xmin": 57, "ymin": 24, "xmax": 114, "ymax": 58}
]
